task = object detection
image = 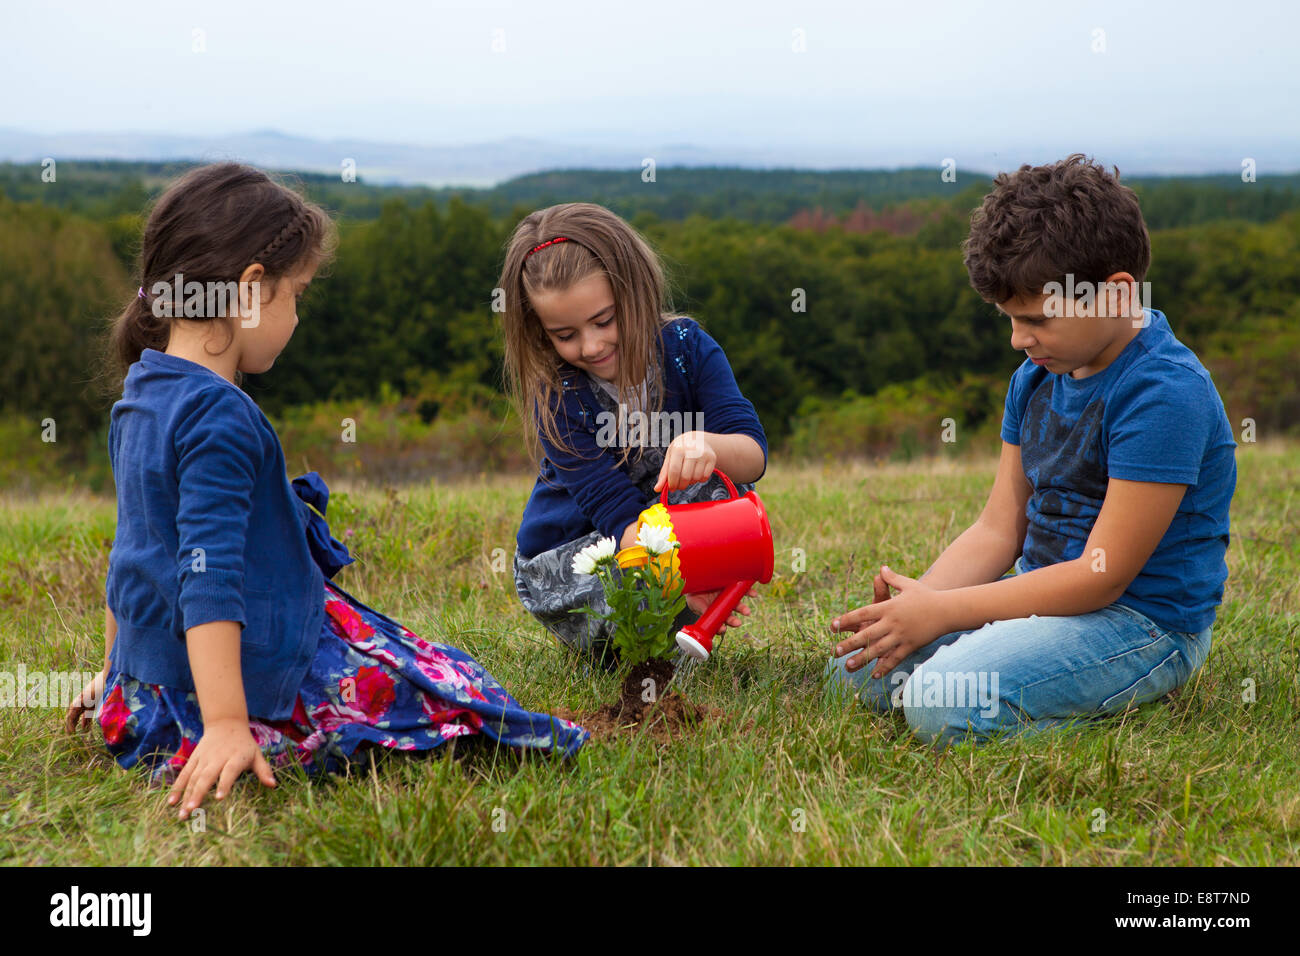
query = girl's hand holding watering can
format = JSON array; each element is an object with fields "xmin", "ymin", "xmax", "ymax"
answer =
[
  {"xmin": 636, "ymin": 463, "xmax": 772, "ymax": 660},
  {"xmin": 652, "ymin": 431, "xmax": 747, "ymax": 631},
  {"xmin": 654, "ymin": 431, "xmax": 717, "ymax": 492},
  {"xmin": 687, "ymin": 590, "xmax": 751, "ymax": 632}
]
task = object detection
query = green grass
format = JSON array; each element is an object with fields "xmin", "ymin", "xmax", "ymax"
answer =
[{"xmin": 2, "ymin": 444, "xmax": 1298, "ymax": 865}]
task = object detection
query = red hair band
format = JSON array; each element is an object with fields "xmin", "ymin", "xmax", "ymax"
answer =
[{"xmin": 525, "ymin": 236, "xmax": 571, "ymax": 259}]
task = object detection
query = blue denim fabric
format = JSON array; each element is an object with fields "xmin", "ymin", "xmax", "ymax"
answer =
[{"xmin": 823, "ymin": 558, "xmax": 1214, "ymax": 748}]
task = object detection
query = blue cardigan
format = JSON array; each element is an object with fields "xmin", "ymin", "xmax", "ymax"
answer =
[
  {"xmin": 516, "ymin": 317, "xmax": 768, "ymax": 559},
  {"xmin": 106, "ymin": 349, "xmax": 327, "ymax": 720}
]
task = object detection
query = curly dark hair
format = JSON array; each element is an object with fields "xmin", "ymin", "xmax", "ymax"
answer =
[{"xmin": 962, "ymin": 153, "xmax": 1151, "ymax": 304}]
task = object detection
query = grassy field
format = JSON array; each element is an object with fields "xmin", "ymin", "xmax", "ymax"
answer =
[{"xmin": 1, "ymin": 443, "xmax": 1297, "ymax": 866}]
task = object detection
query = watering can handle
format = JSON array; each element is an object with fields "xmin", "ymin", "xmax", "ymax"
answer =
[{"xmin": 660, "ymin": 468, "xmax": 738, "ymax": 507}]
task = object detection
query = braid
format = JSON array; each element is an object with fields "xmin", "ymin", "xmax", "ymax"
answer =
[{"xmin": 254, "ymin": 207, "xmax": 310, "ymax": 263}]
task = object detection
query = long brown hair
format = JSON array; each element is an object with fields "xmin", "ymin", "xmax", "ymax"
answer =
[
  {"xmin": 498, "ymin": 202, "xmax": 675, "ymax": 465},
  {"xmin": 106, "ymin": 162, "xmax": 336, "ymax": 383}
]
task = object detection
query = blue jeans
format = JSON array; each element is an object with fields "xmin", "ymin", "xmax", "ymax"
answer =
[{"xmin": 823, "ymin": 561, "xmax": 1214, "ymax": 748}]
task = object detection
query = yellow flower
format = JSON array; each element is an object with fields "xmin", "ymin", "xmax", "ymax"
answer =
[
  {"xmin": 632, "ymin": 505, "xmax": 682, "ymax": 590},
  {"xmin": 617, "ymin": 527, "xmax": 682, "ymax": 594},
  {"xmin": 616, "ymin": 545, "xmax": 649, "ymax": 569}
]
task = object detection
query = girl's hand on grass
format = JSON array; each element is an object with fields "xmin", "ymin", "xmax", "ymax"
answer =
[
  {"xmin": 686, "ymin": 590, "xmax": 752, "ymax": 633},
  {"xmin": 654, "ymin": 432, "xmax": 718, "ymax": 493},
  {"xmin": 830, "ymin": 566, "xmax": 947, "ymax": 678},
  {"xmin": 167, "ymin": 718, "xmax": 276, "ymax": 820},
  {"xmin": 64, "ymin": 667, "xmax": 107, "ymax": 734}
]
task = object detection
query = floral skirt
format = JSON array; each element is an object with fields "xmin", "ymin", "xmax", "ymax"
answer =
[{"xmin": 99, "ymin": 581, "xmax": 589, "ymax": 782}]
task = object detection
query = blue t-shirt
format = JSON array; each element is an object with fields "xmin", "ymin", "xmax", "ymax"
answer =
[{"xmin": 1000, "ymin": 309, "xmax": 1236, "ymax": 633}]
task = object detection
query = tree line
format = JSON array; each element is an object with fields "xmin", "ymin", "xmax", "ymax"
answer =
[
  {"xmin": 1, "ymin": 163, "xmax": 1297, "ymax": 488},
  {"xmin": 4, "ymin": 160, "xmax": 1298, "ymax": 230}
]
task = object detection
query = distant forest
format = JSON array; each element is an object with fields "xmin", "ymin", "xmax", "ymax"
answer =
[
  {"xmin": 4, "ymin": 159, "xmax": 1299, "ymax": 229},
  {"xmin": 1, "ymin": 160, "xmax": 1297, "ymax": 489}
]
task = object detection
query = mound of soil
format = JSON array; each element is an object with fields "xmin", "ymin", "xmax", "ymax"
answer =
[
  {"xmin": 617, "ymin": 659, "xmax": 676, "ymax": 718},
  {"xmin": 556, "ymin": 658, "xmax": 713, "ymax": 741}
]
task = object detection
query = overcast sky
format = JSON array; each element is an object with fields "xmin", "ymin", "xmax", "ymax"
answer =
[{"xmin": 4, "ymin": 0, "xmax": 1298, "ymax": 171}]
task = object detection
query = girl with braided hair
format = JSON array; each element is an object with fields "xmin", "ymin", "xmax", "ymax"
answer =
[{"xmin": 66, "ymin": 163, "xmax": 586, "ymax": 819}]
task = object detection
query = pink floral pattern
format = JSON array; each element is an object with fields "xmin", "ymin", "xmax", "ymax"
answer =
[
  {"xmin": 100, "ymin": 582, "xmax": 587, "ymax": 781},
  {"xmin": 99, "ymin": 685, "xmax": 132, "ymax": 746}
]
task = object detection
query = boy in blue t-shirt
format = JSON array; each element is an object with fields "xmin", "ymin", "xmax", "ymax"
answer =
[{"xmin": 825, "ymin": 154, "xmax": 1237, "ymax": 746}]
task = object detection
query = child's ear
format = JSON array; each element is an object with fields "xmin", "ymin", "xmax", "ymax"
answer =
[
  {"xmin": 1103, "ymin": 271, "xmax": 1139, "ymax": 317},
  {"xmin": 236, "ymin": 263, "xmax": 271, "ymax": 308},
  {"xmin": 239, "ymin": 262, "xmax": 266, "ymax": 288}
]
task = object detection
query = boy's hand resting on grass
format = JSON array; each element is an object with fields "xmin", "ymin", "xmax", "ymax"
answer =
[
  {"xmin": 830, "ymin": 566, "xmax": 947, "ymax": 679},
  {"xmin": 167, "ymin": 718, "xmax": 276, "ymax": 820}
]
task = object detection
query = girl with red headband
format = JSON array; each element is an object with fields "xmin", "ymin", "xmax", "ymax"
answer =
[{"xmin": 499, "ymin": 203, "xmax": 769, "ymax": 664}]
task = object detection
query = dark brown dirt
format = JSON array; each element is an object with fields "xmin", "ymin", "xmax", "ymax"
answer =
[
  {"xmin": 618, "ymin": 659, "xmax": 677, "ymax": 718},
  {"xmin": 554, "ymin": 658, "xmax": 714, "ymax": 741}
]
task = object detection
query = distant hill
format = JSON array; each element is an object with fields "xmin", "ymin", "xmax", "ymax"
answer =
[
  {"xmin": 0, "ymin": 128, "xmax": 843, "ymax": 188},
  {"xmin": 4, "ymin": 128, "xmax": 1298, "ymax": 189}
]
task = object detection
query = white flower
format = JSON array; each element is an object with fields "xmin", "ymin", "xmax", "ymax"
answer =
[
  {"xmin": 636, "ymin": 523, "xmax": 675, "ymax": 556},
  {"xmin": 571, "ymin": 536, "xmax": 618, "ymax": 576},
  {"xmin": 590, "ymin": 536, "xmax": 617, "ymax": 564}
]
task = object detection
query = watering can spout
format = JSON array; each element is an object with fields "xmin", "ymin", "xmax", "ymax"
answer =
[
  {"xmin": 635, "ymin": 470, "xmax": 773, "ymax": 662},
  {"xmin": 676, "ymin": 579, "xmax": 755, "ymax": 661}
]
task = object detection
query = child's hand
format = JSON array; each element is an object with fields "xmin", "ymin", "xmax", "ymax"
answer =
[
  {"xmin": 64, "ymin": 667, "xmax": 107, "ymax": 734},
  {"xmin": 654, "ymin": 431, "xmax": 717, "ymax": 493},
  {"xmin": 620, "ymin": 521, "xmax": 640, "ymax": 551},
  {"xmin": 829, "ymin": 570, "xmax": 890, "ymax": 644},
  {"xmin": 830, "ymin": 566, "xmax": 949, "ymax": 678},
  {"xmin": 167, "ymin": 718, "xmax": 276, "ymax": 820},
  {"xmin": 685, "ymin": 590, "xmax": 752, "ymax": 633}
]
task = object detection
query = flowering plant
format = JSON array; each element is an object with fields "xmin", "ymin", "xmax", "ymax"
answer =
[{"xmin": 570, "ymin": 524, "xmax": 686, "ymax": 667}]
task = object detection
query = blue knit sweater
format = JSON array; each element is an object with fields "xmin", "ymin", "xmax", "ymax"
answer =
[
  {"xmin": 105, "ymin": 349, "xmax": 325, "ymax": 720},
  {"xmin": 515, "ymin": 317, "xmax": 768, "ymax": 558}
]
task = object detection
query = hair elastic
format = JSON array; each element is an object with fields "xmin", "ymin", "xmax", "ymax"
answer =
[{"xmin": 137, "ymin": 286, "xmax": 147, "ymax": 300}]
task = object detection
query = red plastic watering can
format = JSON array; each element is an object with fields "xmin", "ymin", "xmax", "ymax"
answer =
[{"xmin": 634, "ymin": 470, "xmax": 773, "ymax": 661}]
